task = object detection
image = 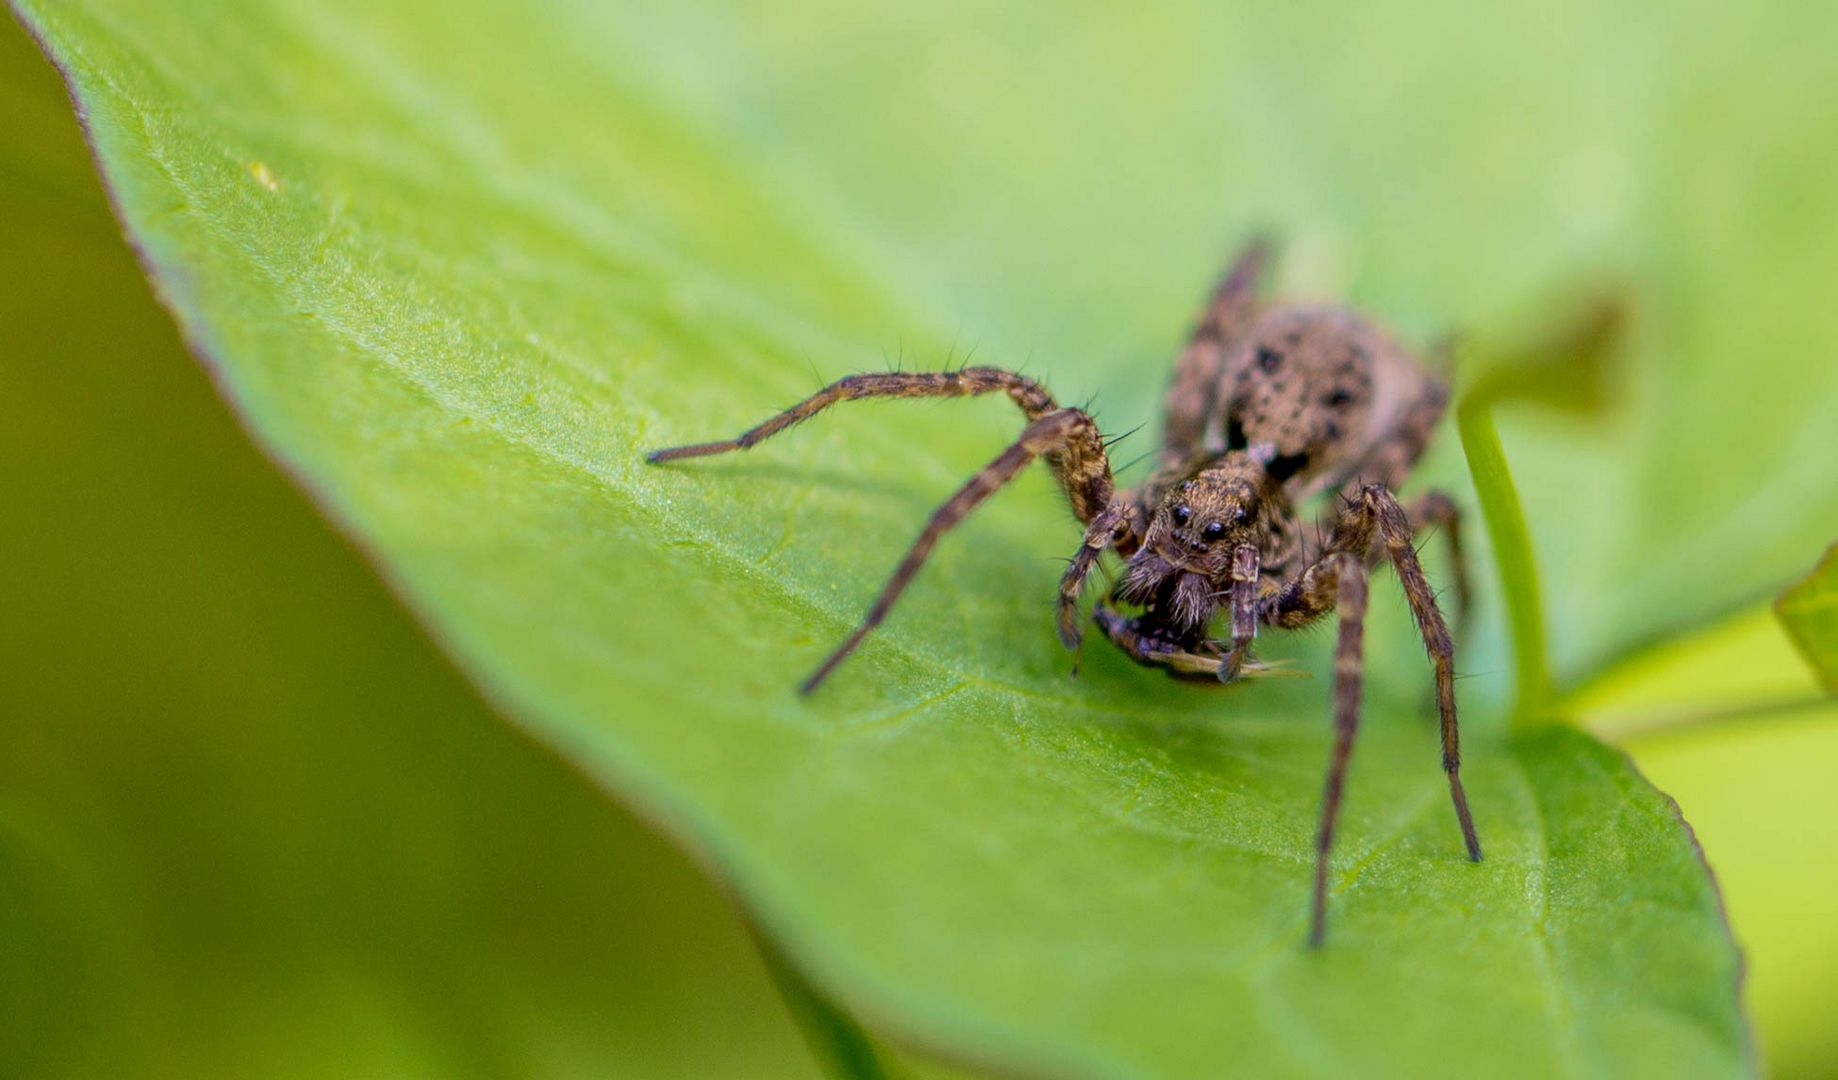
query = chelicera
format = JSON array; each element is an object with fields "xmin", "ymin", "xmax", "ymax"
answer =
[{"xmin": 649, "ymin": 241, "xmax": 1483, "ymax": 946}]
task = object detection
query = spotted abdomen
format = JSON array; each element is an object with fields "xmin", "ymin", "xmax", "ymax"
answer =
[{"xmin": 1205, "ymin": 304, "xmax": 1446, "ymax": 498}]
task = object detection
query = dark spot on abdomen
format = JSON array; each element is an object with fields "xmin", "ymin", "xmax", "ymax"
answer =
[{"xmin": 1256, "ymin": 346, "xmax": 1283, "ymax": 373}]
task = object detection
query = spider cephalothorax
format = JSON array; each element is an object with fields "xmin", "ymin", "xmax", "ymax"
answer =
[
  {"xmin": 1114, "ymin": 454, "xmax": 1285, "ymax": 640},
  {"xmin": 649, "ymin": 240, "xmax": 1482, "ymax": 946}
]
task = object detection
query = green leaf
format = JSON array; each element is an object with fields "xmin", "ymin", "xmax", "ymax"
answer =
[
  {"xmin": 0, "ymin": 27, "xmax": 818, "ymax": 1080},
  {"xmin": 11, "ymin": 0, "xmax": 1787, "ymax": 1075},
  {"xmin": 1778, "ymin": 544, "xmax": 1838, "ymax": 696},
  {"xmin": 1564, "ymin": 606, "xmax": 1838, "ymax": 1077}
]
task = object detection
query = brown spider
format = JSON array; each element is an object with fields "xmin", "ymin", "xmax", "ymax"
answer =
[{"xmin": 649, "ymin": 240, "xmax": 1482, "ymax": 946}]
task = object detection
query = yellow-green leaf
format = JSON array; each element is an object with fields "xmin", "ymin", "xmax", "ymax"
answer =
[{"xmin": 1778, "ymin": 544, "xmax": 1838, "ymax": 695}]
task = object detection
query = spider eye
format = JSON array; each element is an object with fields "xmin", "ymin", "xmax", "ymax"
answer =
[
  {"xmin": 1232, "ymin": 506, "xmax": 1250, "ymax": 525},
  {"xmin": 1172, "ymin": 504, "xmax": 1191, "ymax": 526},
  {"xmin": 1202, "ymin": 521, "xmax": 1227, "ymax": 541}
]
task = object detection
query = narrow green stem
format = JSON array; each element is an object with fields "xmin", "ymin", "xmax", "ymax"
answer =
[
  {"xmin": 1456, "ymin": 396, "xmax": 1556, "ymax": 730},
  {"xmin": 750, "ymin": 925, "xmax": 894, "ymax": 1080}
]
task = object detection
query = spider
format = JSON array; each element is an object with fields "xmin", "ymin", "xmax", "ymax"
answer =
[{"xmin": 648, "ymin": 240, "xmax": 1482, "ymax": 946}]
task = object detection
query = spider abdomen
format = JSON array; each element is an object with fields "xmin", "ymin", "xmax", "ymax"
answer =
[{"xmin": 1206, "ymin": 304, "xmax": 1447, "ymax": 500}]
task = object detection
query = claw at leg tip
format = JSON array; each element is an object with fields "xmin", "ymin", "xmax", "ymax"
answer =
[{"xmin": 800, "ymin": 654, "xmax": 844, "ymax": 696}]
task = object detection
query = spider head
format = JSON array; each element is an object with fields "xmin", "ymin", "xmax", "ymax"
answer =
[{"xmin": 1114, "ymin": 453, "xmax": 1278, "ymax": 631}]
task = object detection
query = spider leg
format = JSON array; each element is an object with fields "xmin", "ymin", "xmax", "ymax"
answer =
[
  {"xmin": 653, "ymin": 367, "xmax": 1129, "ymax": 689},
  {"xmin": 1317, "ymin": 488, "xmax": 1471, "ymax": 633},
  {"xmin": 1359, "ymin": 485, "xmax": 1481, "ymax": 872},
  {"xmin": 1405, "ymin": 489, "xmax": 1472, "ymax": 634},
  {"xmin": 1262, "ymin": 483, "xmax": 1481, "ymax": 946},
  {"xmin": 801, "ymin": 408, "xmax": 1110, "ymax": 692},
  {"xmin": 648, "ymin": 367, "xmax": 1057, "ymax": 457},
  {"xmin": 1216, "ymin": 544, "xmax": 1262, "ymax": 682},
  {"xmin": 1311, "ymin": 550, "xmax": 1370, "ymax": 948},
  {"xmin": 649, "ymin": 366, "xmax": 1123, "ymax": 524},
  {"xmin": 1058, "ymin": 502, "xmax": 1140, "ymax": 662},
  {"xmin": 1161, "ymin": 238, "xmax": 1270, "ymax": 464}
]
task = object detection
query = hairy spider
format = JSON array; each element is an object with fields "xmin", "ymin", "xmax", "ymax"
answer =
[{"xmin": 648, "ymin": 241, "xmax": 1482, "ymax": 946}]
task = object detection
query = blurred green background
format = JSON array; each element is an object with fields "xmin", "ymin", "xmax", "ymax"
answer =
[{"xmin": 4, "ymin": 4, "xmax": 1836, "ymax": 1077}]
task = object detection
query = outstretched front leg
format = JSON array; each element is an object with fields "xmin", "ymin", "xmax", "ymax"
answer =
[
  {"xmin": 799, "ymin": 407, "xmax": 1110, "ymax": 691},
  {"xmin": 649, "ymin": 368, "xmax": 1059, "ymax": 460},
  {"xmin": 649, "ymin": 367, "xmax": 1121, "ymax": 690},
  {"xmin": 650, "ymin": 366, "xmax": 1115, "ymax": 523},
  {"xmin": 1263, "ymin": 483, "xmax": 1482, "ymax": 946}
]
